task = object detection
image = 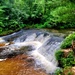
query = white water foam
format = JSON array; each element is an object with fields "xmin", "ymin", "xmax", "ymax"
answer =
[
  {"xmin": 31, "ymin": 50, "xmax": 58, "ymax": 73},
  {"xmin": 0, "ymin": 59, "xmax": 7, "ymax": 61},
  {"xmin": 13, "ymin": 41, "xmax": 42, "ymax": 49}
]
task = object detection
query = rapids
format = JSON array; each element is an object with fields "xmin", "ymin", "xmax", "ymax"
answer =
[{"xmin": 0, "ymin": 29, "xmax": 63, "ymax": 74}]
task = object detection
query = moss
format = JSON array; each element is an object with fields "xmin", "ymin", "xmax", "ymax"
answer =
[
  {"xmin": 61, "ymin": 32, "xmax": 75, "ymax": 49},
  {"xmin": 0, "ymin": 30, "xmax": 14, "ymax": 36}
]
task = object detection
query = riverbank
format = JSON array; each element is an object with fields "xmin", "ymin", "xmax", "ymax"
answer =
[{"xmin": 0, "ymin": 28, "xmax": 75, "ymax": 37}]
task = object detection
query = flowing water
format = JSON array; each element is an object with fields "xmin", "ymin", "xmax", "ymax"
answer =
[{"xmin": 0, "ymin": 29, "xmax": 63, "ymax": 74}]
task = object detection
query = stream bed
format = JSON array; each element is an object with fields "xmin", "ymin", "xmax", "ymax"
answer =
[{"xmin": 0, "ymin": 29, "xmax": 74, "ymax": 75}]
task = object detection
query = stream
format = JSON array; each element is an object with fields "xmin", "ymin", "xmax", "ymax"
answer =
[{"xmin": 0, "ymin": 29, "xmax": 72, "ymax": 75}]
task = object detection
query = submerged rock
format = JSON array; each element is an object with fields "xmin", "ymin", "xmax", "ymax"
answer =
[{"xmin": 0, "ymin": 54, "xmax": 47, "ymax": 75}]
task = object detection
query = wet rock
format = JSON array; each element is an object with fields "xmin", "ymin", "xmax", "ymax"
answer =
[
  {"xmin": 19, "ymin": 46, "xmax": 34, "ymax": 51},
  {"xmin": 2, "ymin": 46, "xmax": 33, "ymax": 58},
  {"xmin": 0, "ymin": 49, "xmax": 23, "ymax": 59},
  {"xmin": 26, "ymin": 57, "xmax": 34, "ymax": 62},
  {"xmin": 0, "ymin": 45, "xmax": 33, "ymax": 59},
  {"xmin": 0, "ymin": 47, "xmax": 6, "ymax": 52},
  {"xmin": 9, "ymin": 41, "xmax": 14, "ymax": 45},
  {"xmin": 62, "ymin": 49, "xmax": 72, "ymax": 57},
  {"xmin": 72, "ymin": 67, "xmax": 75, "ymax": 74},
  {"xmin": 0, "ymin": 42, "xmax": 9, "ymax": 46},
  {"xmin": 63, "ymin": 67, "xmax": 75, "ymax": 75},
  {"xmin": 0, "ymin": 43, "xmax": 10, "ymax": 52},
  {"xmin": 0, "ymin": 43, "xmax": 6, "ymax": 47}
]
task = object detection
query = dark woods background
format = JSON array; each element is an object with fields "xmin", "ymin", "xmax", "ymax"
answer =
[{"xmin": 0, "ymin": 0, "xmax": 75, "ymax": 34}]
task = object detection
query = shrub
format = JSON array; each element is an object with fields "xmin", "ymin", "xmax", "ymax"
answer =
[
  {"xmin": 61, "ymin": 33, "xmax": 75, "ymax": 49},
  {"xmin": 55, "ymin": 50, "xmax": 64, "ymax": 61},
  {"xmin": 55, "ymin": 50, "xmax": 75, "ymax": 68},
  {"xmin": 60, "ymin": 57, "xmax": 75, "ymax": 67}
]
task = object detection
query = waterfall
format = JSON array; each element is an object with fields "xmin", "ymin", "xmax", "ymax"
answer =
[{"xmin": 0, "ymin": 29, "xmax": 63, "ymax": 73}]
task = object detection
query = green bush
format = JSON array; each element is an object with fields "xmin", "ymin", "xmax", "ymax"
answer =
[
  {"xmin": 61, "ymin": 33, "xmax": 75, "ymax": 49},
  {"xmin": 55, "ymin": 50, "xmax": 75, "ymax": 68},
  {"xmin": 55, "ymin": 50, "xmax": 64, "ymax": 61},
  {"xmin": 60, "ymin": 57, "xmax": 75, "ymax": 67}
]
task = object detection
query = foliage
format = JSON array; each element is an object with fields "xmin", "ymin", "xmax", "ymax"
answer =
[
  {"xmin": 55, "ymin": 50, "xmax": 75, "ymax": 68},
  {"xmin": 0, "ymin": 0, "xmax": 75, "ymax": 35},
  {"xmin": 55, "ymin": 50, "xmax": 64, "ymax": 61},
  {"xmin": 67, "ymin": 71, "xmax": 73, "ymax": 75},
  {"xmin": 54, "ymin": 68, "xmax": 63, "ymax": 75},
  {"xmin": 63, "ymin": 67, "xmax": 73, "ymax": 75},
  {"xmin": 61, "ymin": 33, "xmax": 75, "ymax": 49},
  {"xmin": 50, "ymin": 2, "xmax": 75, "ymax": 28}
]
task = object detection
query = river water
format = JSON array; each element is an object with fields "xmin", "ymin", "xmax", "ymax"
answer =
[{"xmin": 0, "ymin": 29, "xmax": 64, "ymax": 75}]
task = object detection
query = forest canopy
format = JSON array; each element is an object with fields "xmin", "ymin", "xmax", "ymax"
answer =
[{"xmin": 0, "ymin": 0, "xmax": 75, "ymax": 34}]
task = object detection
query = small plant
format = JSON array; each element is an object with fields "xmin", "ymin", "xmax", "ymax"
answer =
[{"xmin": 54, "ymin": 68, "xmax": 63, "ymax": 75}]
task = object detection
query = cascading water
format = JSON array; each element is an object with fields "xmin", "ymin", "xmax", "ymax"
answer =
[{"xmin": 0, "ymin": 29, "xmax": 63, "ymax": 74}]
